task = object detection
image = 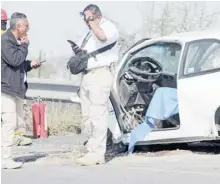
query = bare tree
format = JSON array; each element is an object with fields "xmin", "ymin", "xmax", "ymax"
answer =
[
  {"xmin": 138, "ymin": 2, "xmax": 220, "ymax": 37},
  {"xmin": 106, "ymin": 17, "xmax": 137, "ymax": 59},
  {"xmin": 176, "ymin": 2, "xmax": 220, "ymax": 32},
  {"xmin": 141, "ymin": 2, "xmax": 176, "ymax": 37},
  {"xmin": 198, "ymin": 7, "xmax": 205, "ymax": 30},
  {"xmin": 154, "ymin": 2, "xmax": 176, "ymax": 36},
  {"xmin": 175, "ymin": 2, "xmax": 193, "ymax": 33},
  {"xmin": 117, "ymin": 31, "xmax": 136, "ymax": 59},
  {"xmin": 197, "ymin": 7, "xmax": 220, "ymax": 30},
  {"xmin": 136, "ymin": 2, "xmax": 154, "ymax": 38}
]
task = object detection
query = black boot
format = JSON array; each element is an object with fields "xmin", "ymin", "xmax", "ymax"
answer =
[{"xmin": 105, "ymin": 129, "xmax": 127, "ymax": 162}]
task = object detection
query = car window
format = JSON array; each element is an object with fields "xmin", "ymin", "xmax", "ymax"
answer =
[
  {"xmin": 184, "ymin": 40, "xmax": 220, "ymax": 75},
  {"xmin": 124, "ymin": 42, "xmax": 182, "ymax": 75}
]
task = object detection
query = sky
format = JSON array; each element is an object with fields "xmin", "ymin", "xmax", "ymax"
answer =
[
  {"xmin": 2, "ymin": 1, "xmax": 220, "ymax": 59},
  {"xmin": 1, "ymin": 1, "xmax": 220, "ymax": 80},
  {"xmin": 2, "ymin": 1, "xmax": 151, "ymax": 59}
]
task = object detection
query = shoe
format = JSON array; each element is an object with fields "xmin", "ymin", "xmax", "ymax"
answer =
[
  {"xmin": 105, "ymin": 141, "xmax": 127, "ymax": 161},
  {"xmin": 72, "ymin": 146, "xmax": 88, "ymax": 158},
  {"xmin": 14, "ymin": 135, "xmax": 33, "ymax": 146},
  {"xmin": 106, "ymin": 141, "xmax": 127, "ymax": 154},
  {"xmin": 1, "ymin": 159, "xmax": 23, "ymax": 169},
  {"xmin": 76, "ymin": 153, "xmax": 105, "ymax": 166}
]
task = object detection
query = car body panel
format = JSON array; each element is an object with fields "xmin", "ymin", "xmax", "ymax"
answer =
[{"xmin": 178, "ymin": 72, "xmax": 220, "ymax": 138}]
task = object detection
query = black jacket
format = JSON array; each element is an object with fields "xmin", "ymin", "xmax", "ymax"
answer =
[{"xmin": 1, "ymin": 29, "xmax": 32, "ymax": 98}]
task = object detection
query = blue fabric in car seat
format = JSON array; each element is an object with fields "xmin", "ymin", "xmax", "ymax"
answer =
[{"xmin": 128, "ymin": 87, "xmax": 179, "ymax": 153}]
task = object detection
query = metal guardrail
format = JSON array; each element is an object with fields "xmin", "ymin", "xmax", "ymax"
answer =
[{"xmin": 26, "ymin": 78, "xmax": 80, "ymax": 102}]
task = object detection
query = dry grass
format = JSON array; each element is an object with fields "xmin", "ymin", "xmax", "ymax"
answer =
[{"xmin": 24, "ymin": 100, "xmax": 82, "ymax": 136}]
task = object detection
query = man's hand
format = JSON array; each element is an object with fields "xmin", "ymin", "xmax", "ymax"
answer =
[
  {"xmin": 87, "ymin": 21, "xmax": 107, "ymax": 42},
  {"xmin": 20, "ymin": 36, "xmax": 30, "ymax": 45},
  {"xmin": 83, "ymin": 10, "xmax": 107, "ymax": 41},
  {"xmin": 31, "ymin": 60, "xmax": 41, "ymax": 69},
  {"xmin": 72, "ymin": 45, "xmax": 81, "ymax": 52},
  {"xmin": 84, "ymin": 10, "xmax": 95, "ymax": 23},
  {"xmin": 86, "ymin": 16, "xmax": 95, "ymax": 23},
  {"xmin": 84, "ymin": 11, "xmax": 96, "ymax": 28}
]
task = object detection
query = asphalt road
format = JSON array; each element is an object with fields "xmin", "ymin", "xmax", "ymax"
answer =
[{"xmin": 2, "ymin": 135, "xmax": 220, "ymax": 184}]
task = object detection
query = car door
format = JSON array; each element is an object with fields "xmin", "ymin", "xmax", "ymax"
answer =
[
  {"xmin": 178, "ymin": 39, "xmax": 220, "ymax": 138},
  {"xmin": 113, "ymin": 39, "xmax": 190, "ymax": 144}
]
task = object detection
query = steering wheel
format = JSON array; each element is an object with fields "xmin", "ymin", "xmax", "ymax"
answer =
[{"xmin": 128, "ymin": 57, "xmax": 163, "ymax": 83}]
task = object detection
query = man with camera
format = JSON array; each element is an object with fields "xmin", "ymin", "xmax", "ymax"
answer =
[
  {"xmin": 70, "ymin": 4, "xmax": 119, "ymax": 166},
  {"xmin": 1, "ymin": 12, "xmax": 41, "ymax": 169}
]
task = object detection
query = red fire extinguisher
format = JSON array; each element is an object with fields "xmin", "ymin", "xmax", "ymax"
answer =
[{"xmin": 32, "ymin": 96, "xmax": 48, "ymax": 138}]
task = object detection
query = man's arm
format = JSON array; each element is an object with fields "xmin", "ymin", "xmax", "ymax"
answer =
[
  {"xmin": 1, "ymin": 39, "xmax": 28, "ymax": 67},
  {"xmin": 86, "ymin": 21, "xmax": 119, "ymax": 70},
  {"xmin": 25, "ymin": 60, "xmax": 41, "ymax": 72},
  {"xmin": 89, "ymin": 21, "xmax": 107, "ymax": 42},
  {"xmin": 25, "ymin": 60, "xmax": 33, "ymax": 72}
]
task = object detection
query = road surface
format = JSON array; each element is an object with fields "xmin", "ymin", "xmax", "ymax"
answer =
[{"xmin": 2, "ymin": 135, "xmax": 220, "ymax": 184}]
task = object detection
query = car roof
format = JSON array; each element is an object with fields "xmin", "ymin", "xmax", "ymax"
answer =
[
  {"xmin": 161, "ymin": 29, "xmax": 220, "ymax": 43},
  {"xmin": 127, "ymin": 29, "xmax": 220, "ymax": 54}
]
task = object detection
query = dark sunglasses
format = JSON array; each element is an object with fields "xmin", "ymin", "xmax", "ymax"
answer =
[
  {"xmin": 79, "ymin": 12, "xmax": 84, "ymax": 17},
  {"xmin": 79, "ymin": 12, "xmax": 87, "ymax": 22},
  {"xmin": 79, "ymin": 12, "xmax": 99, "ymax": 23}
]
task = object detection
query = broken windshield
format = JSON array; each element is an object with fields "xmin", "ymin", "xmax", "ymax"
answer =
[{"xmin": 124, "ymin": 42, "xmax": 182, "ymax": 75}]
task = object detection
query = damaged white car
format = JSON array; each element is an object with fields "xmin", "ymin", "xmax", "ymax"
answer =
[{"xmin": 72, "ymin": 30, "xmax": 220, "ymax": 152}]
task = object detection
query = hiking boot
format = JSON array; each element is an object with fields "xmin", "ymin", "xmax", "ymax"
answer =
[
  {"xmin": 1, "ymin": 159, "xmax": 23, "ymax": 169},
  {"xmin": 105, "ymin": 141, "xmax": 127, "ymax": 161},
  {"xmin": 14, "ymin": 135, "xmax": 33, "ymax": 146},
  {"xmin": 72, "ymin": 146, "xmax": 88, "ymax": 158},
  {"xmin": 76, "ymin": 153, "xmax": 105, "ymax": 166}
]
